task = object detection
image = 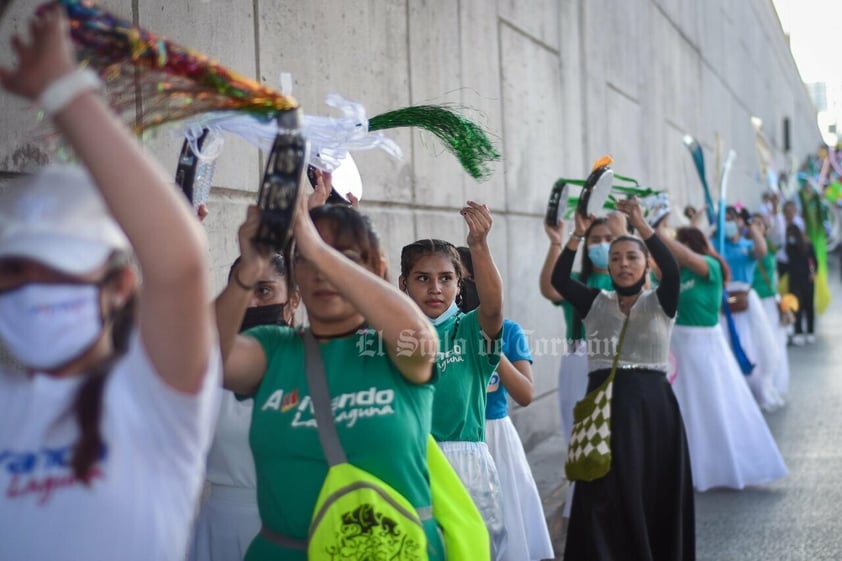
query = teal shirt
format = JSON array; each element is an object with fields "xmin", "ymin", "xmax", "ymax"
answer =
[
  {"xmin": 752, "ymin": 251, "xmax": 778, "ymax": 299},
  {"xmin": 243, "ymin": 326, "xmax": 443, "ymax": 561},
  {"xmin": 557, "ymin": 272, "xmax": 614, "ymax": 341},
  {"xmin": 676, "ymin": 256, "xmax": 723, "ymax": 327},
  {"xmin": 431, "ymin": 309, "xmax": 501, "ymax": 442}
]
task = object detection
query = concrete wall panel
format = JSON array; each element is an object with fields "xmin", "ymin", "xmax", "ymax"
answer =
[
  {"xmin": 498, "ymin": 0, "xmax": 560, "ymax": 52},
  {"xmin": 500, "ymin": 23, "xmax": 564, "ymax": 215}
]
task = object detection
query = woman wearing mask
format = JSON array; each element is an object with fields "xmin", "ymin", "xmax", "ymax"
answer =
[
  {"xmin": 551, "ymin": 197, "xmax": 694, "ymax": 561},
  {"xmin": 0, "ymin": 8, "xmax": 219, "ymax": 561},
  {"xmin": 750, "ymin": 214, "xmax": 790, "ymax": 395},
  {"xmin": 189, "ymin": 254, "xmax": 298, "ymax": 561},
  {"xmin": 718, "ymin": 209, "xmax": 783, "ymax": 411},
  {"xmin": 539, "ymin": 215, "xmax": 620, "ymax": 518},
  {"xmin": 217, "ymin": 200, "xmax": 444, "ymax": 561},
  {"xmin": 400, "ymin": 202, "xmax": 507, "ymax": 560}
]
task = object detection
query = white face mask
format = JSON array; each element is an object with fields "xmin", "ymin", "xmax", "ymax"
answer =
[{"xmin": 0, "ymin": 283, "xmax": 103, "ymax": 371}]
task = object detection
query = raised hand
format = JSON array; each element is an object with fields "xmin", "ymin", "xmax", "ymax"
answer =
[
  {"xmin": 544, "ymin": 218, "xmax": 565, "ymax": 245},
  {"xmin": 573, "ymin": 211, "xmax": 593, "ymax": 237},
  {"xmin": 462, "ymin": 201, "xmax": 493, "ymax": 247},
  {"xmin": 308, "ymin": 169, "xmax": 332, "ymax": 209},
  {"xmin": 0, "ymin": 6, "xmax": 77, "ymax": 101},
  {"xmin": 615, "ymin": 196, "xmax": 646, "ymax": 232}
]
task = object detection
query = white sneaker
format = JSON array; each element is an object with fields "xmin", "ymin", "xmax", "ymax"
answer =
[
  {"xmin": 792, "ymin": 334, "xmax": 806, "ymax": 346},
  {"xmin": 806, "ymin": 334, "xmax": 816, "ymax": 344}
]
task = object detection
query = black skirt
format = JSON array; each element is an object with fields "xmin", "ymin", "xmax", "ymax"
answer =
[{"xmin": 563, "ymin": 368, "xmax": 695, "ymax": 561}]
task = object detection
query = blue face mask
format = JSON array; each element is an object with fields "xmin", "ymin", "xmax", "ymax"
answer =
[
  {"xmin": 724, "ymin": 221, "xmax": 739, "ymax": 239},
  {"xmin": 587, "ymin": 242, "xmax": 611, "ymax": 269}
]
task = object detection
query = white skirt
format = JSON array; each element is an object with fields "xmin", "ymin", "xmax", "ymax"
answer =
[
  {"xmin": 556, "ymin": 340, "xmax": 589, "ymax": 441},
  {"xmin": 187, "ymin": 484, "xmax": 260, "ymax": 561},
  {"xmin": 439, "ymin": 441, "xmax": 507, "ymax": 561},
  {"xmin": 556, "ymin": 341, "xmax": 589, "ymax": 519},
  {"xmin": 670, "ymin": 325, "xmax": 788, "ymax": 491},
  {"xmin": 759, "ymin": 296, "xmax": 791, "ymax": 396},
  {"xmin": 486, "ymin": 417, "xmax": 554, "ymax": 561},
  {"xmin": 720, "ymin": 289, "xmax": 785, "ymax": 411}
]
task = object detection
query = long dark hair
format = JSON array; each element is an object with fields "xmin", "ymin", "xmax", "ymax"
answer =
[
  {"xmin": 676, "ymin": 226, "xmax": 731, "ymax": 285},
  {"xmin": 71, "ymin": 251, "xmax": 137, "ymax": 484},
  {"xmin": 785, "ymin": 223, "xmax": 810, "ymax": 258},
  {"xmin": 307, "ymin": 205, "xmax": 384, "ymax": 276}
]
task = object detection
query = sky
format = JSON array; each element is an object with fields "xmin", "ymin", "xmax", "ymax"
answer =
[{"xmin": 772, "ymin": 0, "xmax": 842, "ymax": 84}]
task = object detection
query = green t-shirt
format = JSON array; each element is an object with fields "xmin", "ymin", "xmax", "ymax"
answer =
[
  {"xmin": 243, "ymin": 326, "xmax": 442, "ymax": 561},
  {"xmin": 557, "ymin": 272, "xmax": 614, "ymax": 341},
  {"xmin": 752, "ymin": 251, "xmax": 778, "ymax": 299},
  {"xmin": 676, "ymin": 255, "xmax": 723, "ymax": 327},
  {"xmin": 431, "ymin": 309, "xmax": 501, "ymax": 442}
]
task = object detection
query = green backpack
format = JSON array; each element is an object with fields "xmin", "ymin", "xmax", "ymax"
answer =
[
  {"xmin": 302, "ymin": 331, "xmax": 430, "ymax": 560},
  {"xmin": 260, "ymin": 331, "xmax": 489, "ymax": 560}
]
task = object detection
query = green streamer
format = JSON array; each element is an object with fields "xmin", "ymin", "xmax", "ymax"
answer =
[{"xmin": 368, "ymin": 105, "xmax": 500, "ymax": 180}]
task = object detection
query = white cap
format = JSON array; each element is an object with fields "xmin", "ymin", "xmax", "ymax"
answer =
[{"xmin": 0, "ymin": 164, "xmax": 131, "ymax": 276}]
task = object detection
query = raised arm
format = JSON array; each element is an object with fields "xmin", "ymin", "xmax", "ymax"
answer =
[
  {"xmin": 539, "ymin": 220, "xmax": 565, "ymax": 303},
  {"xmin": 616, "ymin": 198, "xmax": 679, "ymax": 317},
  {"xmin": 215, "ymin": 206, "xmax": 272, "ymax": 396},
  {"xmin": 0, "ymin": 8, "xmax": 212, "ymax": 393},
  {"xmin": 550, "ymin": 212, "xmax": 601, "ymax": 318},
  {"xmin": 655, "ymin": 219, "xmax": 710, "ymax": 279},
  {"xmin": 748, "ymin": 220, "xmax": 768, "ymax": 259},
  {"xmin": 293, "ymin": 198, "xmax": 438, "ymax": 385},
  {"xmin": 464, "ymin": 202, "xmax": 504, "ymax": 339}
]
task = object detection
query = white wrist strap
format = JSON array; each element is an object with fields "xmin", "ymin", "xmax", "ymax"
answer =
[{"xmin": 38, "ymin": 68, "xmax": 103, "ymax": 117}]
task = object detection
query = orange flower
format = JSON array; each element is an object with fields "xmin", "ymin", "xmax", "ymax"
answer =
[{"xmin": 780, "ymin": 293, "xmax": 799, "ymax": 313}]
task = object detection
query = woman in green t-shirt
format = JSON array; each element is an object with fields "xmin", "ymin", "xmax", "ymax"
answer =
[
  {"xmin": 750, "ymin": 213, "xmax": 790, "ymax": 396},
  {"xmin": 399, "ymin": 201, "xmax": 507, "ymax": 560},
  {"xmin": 217, "ymin": 197, "xmax": 444, "ymax": 561},
  {"xmin": 658, "ymin": 224, "xmax": 787, "ymax": 491}
]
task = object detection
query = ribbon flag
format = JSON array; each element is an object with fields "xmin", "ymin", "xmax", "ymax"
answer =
[{"xmin": 683, "ymin": 135, "xmax": 717, "ymax": 227}]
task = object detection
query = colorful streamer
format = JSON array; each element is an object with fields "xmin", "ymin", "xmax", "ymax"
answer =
[{"xmin": 42, "ymin": 0, "xmax": 298, "ymax": 132}]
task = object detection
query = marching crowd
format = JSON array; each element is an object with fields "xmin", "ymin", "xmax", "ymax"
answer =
[{"xmin": 0, "ymin": 7, "xmax": 827, "ymax": 561}]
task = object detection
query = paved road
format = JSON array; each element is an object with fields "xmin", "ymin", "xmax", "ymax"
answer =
[{"xmin": 695, "ymin": 268, "xmax": 842, "ymax": 560}]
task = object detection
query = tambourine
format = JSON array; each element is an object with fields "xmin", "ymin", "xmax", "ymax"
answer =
[
  {"xmin": 307, "ymin": 154, "xmax": 363, "ymax": 206},
  {"xmin": 545, "ymin": 180, "xmax": 570, "ymax": 226},
  {"xmin": 577, "ymin": 164, "xmax": 614, "ymax": 218},
  {"xmin": 255, "ymin": 108, "xmax": 310, "ymax": 251},
  {"xmin": 174, "ymin": 128, "xmax": 214, "ymax": 208}
]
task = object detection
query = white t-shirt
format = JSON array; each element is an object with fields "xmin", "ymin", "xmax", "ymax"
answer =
[
  {"xmin": 0, "ymin": 331, "xmax": 221, "ymax": 561},
  {"xmin": 204, "ymin": 391, "xmax": 256, "ymax": 488}
]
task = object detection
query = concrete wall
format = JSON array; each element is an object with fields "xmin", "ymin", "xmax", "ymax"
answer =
[{"xmin": 0, "ymin": 0, "xmax": 821, "ymax": 450}]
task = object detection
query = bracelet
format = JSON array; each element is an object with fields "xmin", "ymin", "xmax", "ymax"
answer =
[
  {"xmin": 232, "ymin": 269, "xmax": 257, "ymax": 291},
  {"xmin": 550, "ymin": 242, "xmax": 562, "ymax": 247},
  {"xmin": 569, "ymin": 233, "xmax": 586, "ymax": 241},
  {"xmin": 38, "ymin": 68, "xmax": 103, "ymax": 116}
]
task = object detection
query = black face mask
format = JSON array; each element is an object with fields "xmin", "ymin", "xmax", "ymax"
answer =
[
  {"xmin": 239, "ymin": 303, "xmax": 287, "ymax": 332},
  {"xmin": 459, "ymin": 279, "xmax": 480, "ymax": 313},
  {"xmin": 612, "ymin": 273, "xmax": 646, "ymax": 297}
]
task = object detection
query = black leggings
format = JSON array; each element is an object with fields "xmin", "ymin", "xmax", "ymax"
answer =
[{"xmin": 792, "ymin": 283, "xmax": 815, "ymax": 335}]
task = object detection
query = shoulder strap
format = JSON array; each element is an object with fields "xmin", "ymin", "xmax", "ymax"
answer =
[
  {"xmin": 301, "ymin": 330, "xmax": 347, "ymax": 466},
  {"xmin": 756, "ymin": 257, "xmax": 774, "ymax": 293}
]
